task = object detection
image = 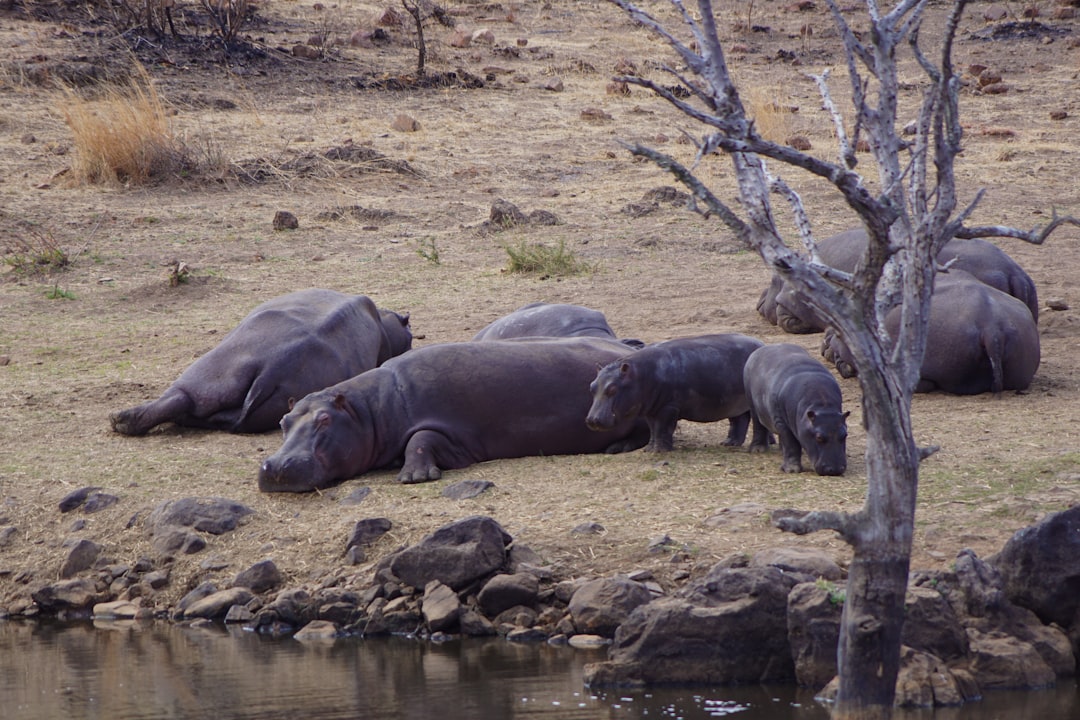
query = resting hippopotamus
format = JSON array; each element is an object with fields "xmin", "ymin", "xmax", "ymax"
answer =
[
  {"xmin": 821, "ymin": 270, "xmax": 1040, "ymax": 395},
  {"xmin": 472, "ymin": 302, "xmax": 619, "ymax": 341},
  {"xmin": 743, "ymin": 343, "xmax": 849, "ymax": 476},
  {"xmin": 257, "ymin": 337, "xmax": 651, "ymax": 492},
  {"xmin": 110, "ymin": 289, "xmax": 412, "ymax": 435},
  {"xmin": 768, "ymin": 228, "xmax": 868, "ymax": 333},
  {"xmin": 759, "ymin": 229, "xmax": 1040, "ymax": 332},
  {"xmin": 585, "ymin": 333, "xmax": 764, "ymax": 452}
]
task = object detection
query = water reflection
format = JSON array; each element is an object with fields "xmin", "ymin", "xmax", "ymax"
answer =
[{"xmin": 0, "ymin": 620, "xmax": 1075, "ymax": 720}]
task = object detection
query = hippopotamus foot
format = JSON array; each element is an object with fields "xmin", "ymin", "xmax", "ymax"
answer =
[
  {"xmin": 110, "ymin": 408, "xmax": 150, "ymax": 436},
  {"xmin": 642, "ymin": 440, "xmax": 674, "ymax": 453},
  {"xmin": 604, "ymin": 425, "xmax": 650, "ymax": 454},
  {"xmin": 397, "ymin": 430, "xmax": 454, "ymax": 484},
  {"xmin": 780, "ymin": 457, "xmax": 804, "ymax": 473},
  {"xmin": 397, "ymin": 465, "xmax": 443, "ymax": 484}
]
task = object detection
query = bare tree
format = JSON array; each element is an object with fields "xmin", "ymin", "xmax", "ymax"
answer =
[{"xmin": 607, "ymin": 0, "xmax": 1076, "ymax": 717}]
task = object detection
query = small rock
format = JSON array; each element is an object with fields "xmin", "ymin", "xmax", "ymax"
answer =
[
  {"xmin": 184, "ymin": 587, "xmax": 254, "ymax": 620},
  {"xmin": 516, "ymin": 37, "xmax": 528, "ymax": 47},
  {"xmin": 391, "ymin": 114, "xmax": 421, "ymax": 132},
  {"xmin": 224, "ymin": 604, "xmax": 254, "ymax": 623},
  {"xmin": 1046, "ymin": 298, "xmax": 1069, "ymax": 311},
  {"xmin": 568, "ymin": 634, "xmax": 609, "ymax": 649},
  {"xmin": 294, "ymin": 619, "xmax": 341, "ymax": 641},
  {"xmin": 345, "ymin": 546, "xmax": 366, "ymax": 565},
  {"xmin": 981, "ymin": 83, "xmax": 1010, "ymax": 95},
  {"xmin": 1049, "ymin": 111, "xmax": 1068, "ymax": 121},
  {"xmin": 471, "ymin": 28, "xmax": 495, "ymax": 45},
  {"xmin": 441, "ymin": 479, "xmax": 494, "ymax": 500},
  {"xmin": 292, "ymin": 44, "xmax": 320, "ymax": 60},
  {"xmin": 448, "ymin": 30, "xmax": 471, "ymax": 48},
  {"xmin": 542, "ymin": 77, "xmax": 564, "ymax": 92},
  {"xmin": 20, "ymin": 133, "xmax": 36, "ymax": 144},
  {"xmin": 0, "ymin": 526, "xmax": 16, "ymax": 547},
  {"xmin": 571, "ymin": 522, "xmax": 605, "ymax": 536},
  {"xmin": 982, "ymin": 5, "xmax": 1007, "ymax": 21},
  {"xmin": 60, "ymin": 539, "xmax": 101, "ymax": 579},
  {"xmin": 93, "ymin": 599, "xmax": 141, "ymax": 620},
  {"xmin": 273, "ymin": 211, "xmax": 299, "ymax": 230},
  {"xmin": 82, "ymin": 492, "xmax": 119, "ymax": 514},
  {"xmin": 580, "ymin": 107, "xmax": 613, "ymax": 122},
  {"xmin": 59, "ymin": 486, "xmax": 100, "ymax": 513},
  {"xmin": 978, "ymin": 69, "xmax": 1003, "ymax": 87},
  {"xmin": 233, "ymin": 560, "xmax": 283, "ymax": 594},
  {"xmin": 1052, "ymin": 7, "xmax": 1076, "ymax": 19},
  {"xmin": 339, "ymin": 486, "xmax": 372, "ymax": 506},
  {"xmin": 346, "ymin": 517, "xmax": 393, "ymax": 550},
  {"xmin": 786, "ymin": 135, "xmax": 812, "ymax": 151}
]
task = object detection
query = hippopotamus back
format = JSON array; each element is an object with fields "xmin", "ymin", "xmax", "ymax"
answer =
[
  {"xmin": 110, "ymin": 289, "xmax": 412, "ymax": 435},
  {"xmin": 821, "ymin": 270, "xmax": 1039, "ymax": 395},
  {"xmin": 258, "ymin": 337, "xmax": 650, "ymax": 492},
  {"xmin": 472, "ymin": 302, "xmax": 619, "ymax": 341},
  {"xmin": 761, "ymin": 229, "xmax": 1040, "ymax": 332}
]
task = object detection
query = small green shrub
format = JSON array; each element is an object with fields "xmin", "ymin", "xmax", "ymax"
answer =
[
  {"xmin": 416, "ymin": 237, "xmax": 440, "ymax": 265},
  {"xmin": 503, "ymin": 239, "xmax": 594, "ymax": 277},
  {"xmin": 45, "ymin": 284, "xmax": 76, "ymax": 300},
  {"xmin": 3, "ymin": 225, "xmax": 69, "ymax": 277},
  {"xmin": 815, "ymin": 578, "xmax": 847, "ymax": 605}
]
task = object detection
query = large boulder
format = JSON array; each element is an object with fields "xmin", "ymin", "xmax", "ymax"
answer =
[
  {"xmin": 786, "ymin": 581, "xmax": 842, "ymax": 689},
  {"xmin": 584, "ymin": 566, "xmax": 797, "ymax": 687},
  {"xmin": 568, "ymin": 576, "xmax": 652, "ymax": 637},
  {"xmin": 990, "ymin": 506, "xmax": 1080, "ymax": 629},
  {"xmin": 389, "ymin": 516, "xmax": 511, "ymax": 591}
]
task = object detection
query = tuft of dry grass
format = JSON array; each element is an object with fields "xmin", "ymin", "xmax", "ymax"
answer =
[
  {"xmin": 55, "ymin": 64, "xmax": 190, "ymax": 186},
  {"xmin": 742, "ymin": 85, "xmax": 795, "ymax": 144}
]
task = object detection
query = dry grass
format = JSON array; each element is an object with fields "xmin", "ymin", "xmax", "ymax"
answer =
[{"xmin": 55, "ymin": 63, "xmax": 190, "ymax": 186}]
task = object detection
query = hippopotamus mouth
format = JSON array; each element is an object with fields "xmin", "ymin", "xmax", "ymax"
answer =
[{"xmin": 258, "ymin": 454, "xmax": 322, "ymax": 493}]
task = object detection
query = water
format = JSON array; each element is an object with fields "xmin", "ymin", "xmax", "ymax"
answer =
[{"xmin": 0, "ymin": 620, "xmax": 1076, "ymax": 720}]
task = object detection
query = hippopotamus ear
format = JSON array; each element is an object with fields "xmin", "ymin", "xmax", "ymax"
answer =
[
  {"xmin": 288, "ymin": 397, "xmax": 297, "ymax": 411},
  {"xmin": 333, "ymin": 393, "xmax": 349, "ymax": 411},
  {"xmin": 807, "ymin": 410, "xmax": 816, "ymax": 421},
  {"xmin": 619, "ymin": 362, "xmax": 632, "ymax": 375}
]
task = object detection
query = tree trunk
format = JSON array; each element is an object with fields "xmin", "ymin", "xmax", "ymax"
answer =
[{"xmin": 833, "ymin": 377, "xmax": 917, "ymax": 718}]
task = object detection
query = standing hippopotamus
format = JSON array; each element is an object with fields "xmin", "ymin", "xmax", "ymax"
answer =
[
  {"xmin": 585, "ymin": 334, "xmax": 764, "ymax": 452},
  {"xmin": 110, "ymin": 289, "xmax": 412, "ymax": 435},
  {"xmin": 743, "ymin": 343, "xmax": 849, "ymax": 476},
  {"xmin": 821, "ymin": 270, "xmax": 1039, "ymax": 394},
  {"xmin": 472, "ymin": 302, "xmax": 624, "ymax": 341},
  {"xmin": 760, "ymin": 229, "xmax": 1040, "ymax": 332},
  {"xmin": 257, "ymin": 337, "xmax": 650, "ymax": 492}
]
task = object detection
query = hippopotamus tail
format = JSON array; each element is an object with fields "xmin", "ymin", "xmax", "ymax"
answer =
[{"xmin": 983, "ymin": 331, "xmax": 1006, "ymax": 396}]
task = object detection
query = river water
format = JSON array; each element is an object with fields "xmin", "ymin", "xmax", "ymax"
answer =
[{"xmin": 1, "ymin": 620, "xmax": 1076, "ymax": 719}]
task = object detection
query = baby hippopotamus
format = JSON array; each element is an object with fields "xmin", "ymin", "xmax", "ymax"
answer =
[
  {"xmin": 743, "ymin": 343, "xmax": 849, "ymax": 475},
  {"xmin": 586, "ymin": 333, "xmax": 765, "ymax": 452}
]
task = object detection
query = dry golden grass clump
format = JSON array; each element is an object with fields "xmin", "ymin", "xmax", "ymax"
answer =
[{"xmin": 56, "ymin": 65, "xmax": 190, "ymax": 186}]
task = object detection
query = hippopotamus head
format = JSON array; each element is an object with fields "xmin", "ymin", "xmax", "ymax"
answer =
[
  {"xmin": 258, "ymin": 392, "xmax": 372, "ymax": 492},
  {"xmin": 586, "ymin": 360, "xmax": 643, "ymax": 431},
  {"xmin": 797, "ymin": 408, "xmax": 849, "ymax": 476},
  {"xmin": 378, "ymin": 310, "xmax": 413, "ymax": 361}
]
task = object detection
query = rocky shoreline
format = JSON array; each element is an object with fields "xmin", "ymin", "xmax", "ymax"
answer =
[{"xmin": 8, "ymin": 483, "xmax": 1079, "ymax": 711}]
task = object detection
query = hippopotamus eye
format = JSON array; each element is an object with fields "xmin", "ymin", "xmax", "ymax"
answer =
[
  {"xmin": 605, "ymin": 384, "xmax": 618, "ymax": 397},
  {"xmin": 315, "ymin": 411, "xmax": 331, "ymax": 430}
]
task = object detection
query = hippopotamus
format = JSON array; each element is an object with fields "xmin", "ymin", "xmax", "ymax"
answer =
[
  {"xmin": 110, "ymin": 289, "xmax": 412, "ymax": 435},
  {"xmin": 257, "ymin": 337, "xmax": 651, "ymax": 492},
  {"xmin": 821, "ymin": 270, "xmax": 1040, "ymax": 395},
  {"xmin": 743, "ymin": 343, "xmax": 849, "ymax": 476},
  {"xmin": 471, "ymin": 302, "xmax": 646, "ymax": 349},
  {"xmin": 936, "ymin": 238, "xmax": 1039, "ymax": 322},
  {"xmin": 763, "ymin": 228, "xmax": 868, "ymax": 333},
  {"xmin": 585, "ymin": 333, "xmax": 765, "ymax": 452},
  {"xmin": 759, "ymin": 229, "xmax": 1040, "ymax": 333}
]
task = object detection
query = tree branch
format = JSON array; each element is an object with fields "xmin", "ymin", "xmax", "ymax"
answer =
[{"xmin": 772, "ymin": 508, "xmax": 861, "ymax": 544}]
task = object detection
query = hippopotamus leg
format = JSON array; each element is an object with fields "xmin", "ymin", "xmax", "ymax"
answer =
[
  {"xmin": 397, "ymin": 430, "xmax": 452, "ymax": 484},
  {"xmin": 644, "ymin": 406, "xmax": 680, "ymax": 452},
  {"xmin": 776, "ymin": 423, "xmax": 806, "ymax": 473},
  {"xmin": 110, "ymin": 390, "xmax": 194, "ymax": 436},
  {"xmin": 747, "ymin": 412, "xmax": 773, "ymax": 454},
  {"xmin": 722, "ymin": 411, "xmax": 751, "ymax": 447}
]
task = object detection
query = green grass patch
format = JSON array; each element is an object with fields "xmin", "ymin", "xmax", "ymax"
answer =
[{"xmin": 503, "ymin": 239, "xmax": 595, "ymax": 277}]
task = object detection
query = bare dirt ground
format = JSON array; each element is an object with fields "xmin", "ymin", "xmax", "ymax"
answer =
[{"xmin": 1, "ymin": 0, "xmax": 1078, "ymax": 613}]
